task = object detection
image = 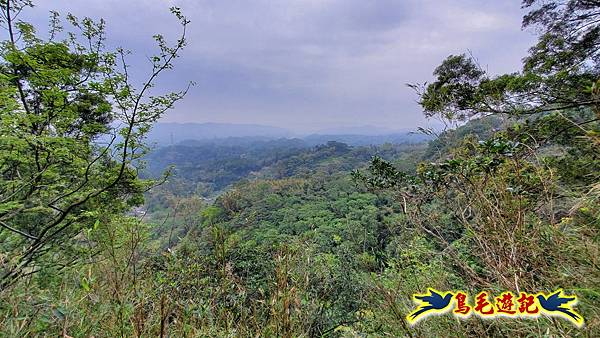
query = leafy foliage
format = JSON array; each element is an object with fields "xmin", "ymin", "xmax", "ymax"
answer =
[
  {"xmin": 355, "ymin": 1, "xmax": 600, "ymax": 336},
  {"xmin": 2, "ymin": 1, "xmax": 600, "ymax": 337},
  {"xmin": 0, "ymin": 0, "xmax": 189, "ymax": 287}
]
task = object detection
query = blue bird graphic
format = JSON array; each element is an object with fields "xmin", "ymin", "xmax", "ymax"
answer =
[
  {"xmin": 407, "ymin": 289, "xmax": 453, "ymax": 323},
  {"xmin": 537, "ymin": 290, "xmax": 582, "ymax": 324}
]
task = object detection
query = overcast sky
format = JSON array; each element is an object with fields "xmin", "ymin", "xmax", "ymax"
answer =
[{"xmin": 21, "ymin": 0, "xmax": 535, "ymax": 133}]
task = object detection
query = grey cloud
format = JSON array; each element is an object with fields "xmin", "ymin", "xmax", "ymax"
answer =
[{"xmin": 18, "ymin": 0, "xmax": 534, "ymax": 133}]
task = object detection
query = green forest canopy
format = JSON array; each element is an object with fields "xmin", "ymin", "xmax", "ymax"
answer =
[{"xmin": 0, "ymin": 0, "xmax": 599, "ymax": 337}]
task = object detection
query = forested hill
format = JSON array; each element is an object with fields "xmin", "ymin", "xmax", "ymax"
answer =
[
  {"xmin": 143, "ymin": 138, "xmax": 426, "ymax": 197},
  {"xmin": 145, "ymin": 110, "xmax": 599, "ymax": 336},
  {"xmin": 2, "ymin": 1, "xmax": 599, "ymax": 337},
  {"xmin": 142, "ymin": 137, "xmax": 308, "ymax": 195},
  {"xmin": 143, "ymin": 115, "xmax": 500, "ymax": 236},
  {"xmin": 146, "ymin": 122, "xmax": 432, "ymax": 147},
  {"xmin": 141, "ymin": 114, "xmax": 570, "ymax": 336}
]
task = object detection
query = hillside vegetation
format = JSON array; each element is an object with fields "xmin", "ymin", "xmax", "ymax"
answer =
[{"xmin": 1, "ymin": 1, "xmax": 599, "ymax": 337}]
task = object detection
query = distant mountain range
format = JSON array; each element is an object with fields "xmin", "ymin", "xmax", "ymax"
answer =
[
  {"xmin": 301, "ymin": 133, "xmax": 430, "ymax": 146},
  {"xmin": 313, "ymin": 125, "xmax": 411, "ymax": 136},
  {"xmin": 147, "ymin": 123, "xmax": 291, "ymax": 145},
  {"xmin": 147, "ymin": 123, "xmax": 431, "ymax": 147}
]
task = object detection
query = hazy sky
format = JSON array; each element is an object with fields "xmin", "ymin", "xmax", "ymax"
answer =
[{"xmin": 21, "ymin": 0, "xmax": 535, "ymax": 133}]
